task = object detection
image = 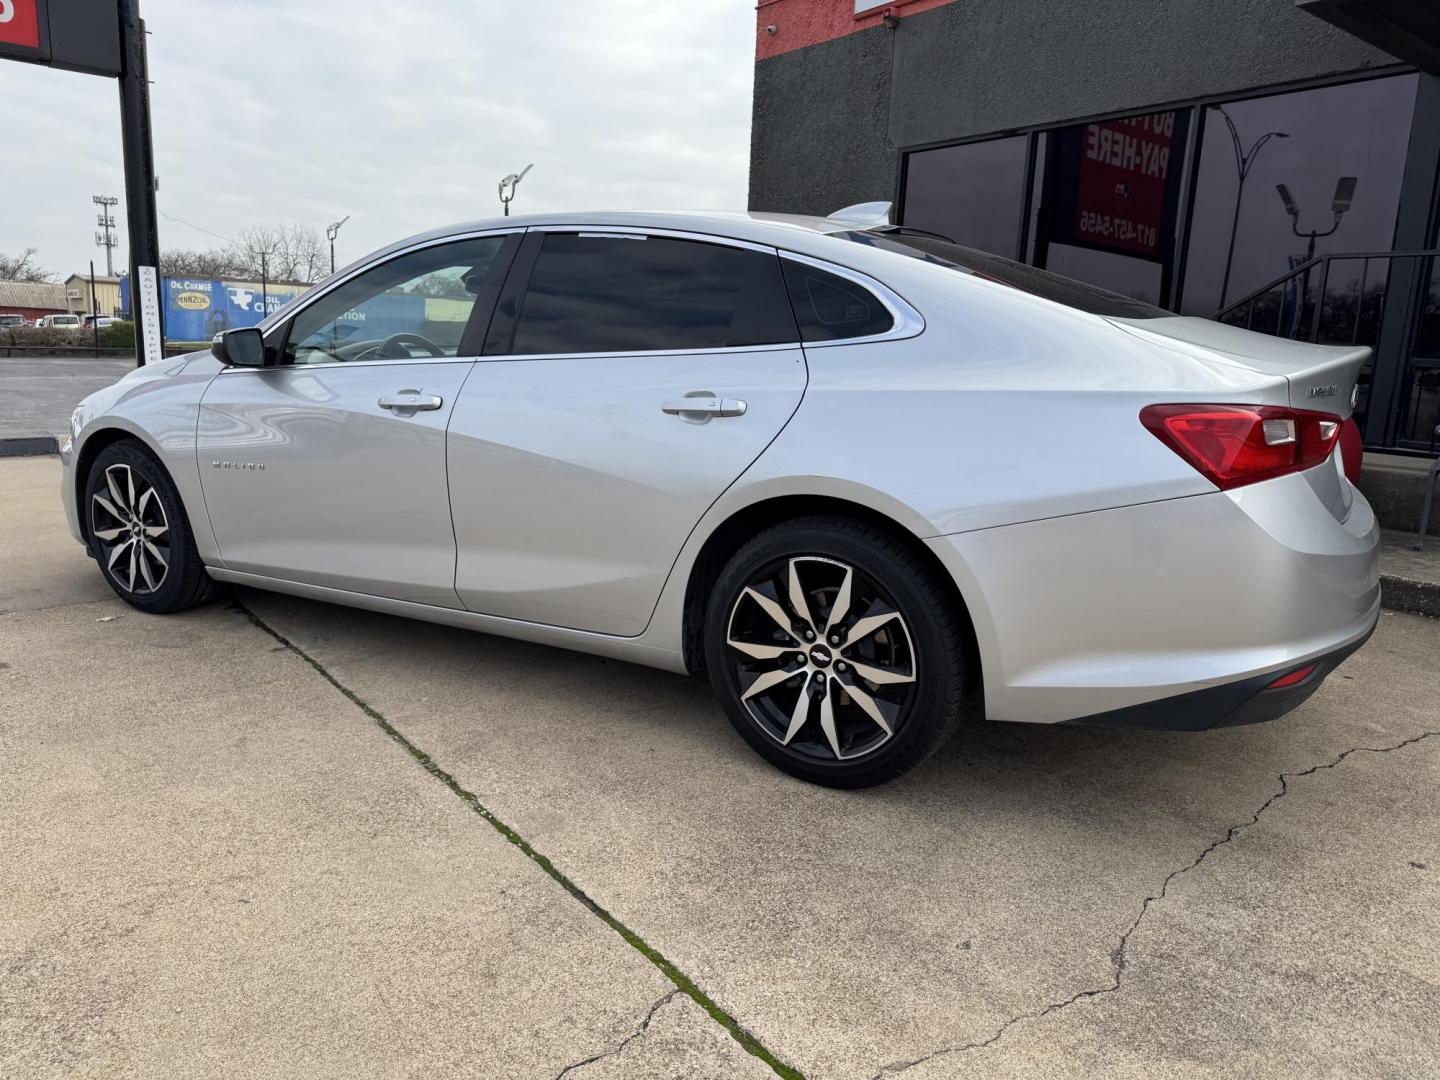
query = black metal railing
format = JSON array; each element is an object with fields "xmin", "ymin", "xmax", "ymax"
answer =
[{"xmin": 1217, "ymin": 250, "xmax": 1440, "ymax": 452}]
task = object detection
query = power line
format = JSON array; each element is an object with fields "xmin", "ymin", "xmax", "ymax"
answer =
[{"xmin": 157, "ymin": 209, "xmax": 233, "ymax": 245}]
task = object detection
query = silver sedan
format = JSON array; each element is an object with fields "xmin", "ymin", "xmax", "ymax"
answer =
[{"xmin": 61, "ymin": 207, "xmax": 1379, "ymax": 786}]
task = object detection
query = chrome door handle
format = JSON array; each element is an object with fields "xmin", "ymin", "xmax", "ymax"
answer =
[
  {"xmin": 661, "ymin": 396, "xmax": 747, "ymax": 418},
  {"xmin": 378, "ymin": 392, "xmax": 443, "ymax": 411}
]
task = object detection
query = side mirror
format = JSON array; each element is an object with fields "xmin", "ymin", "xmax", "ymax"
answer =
[{"xmin": 212, "ymin": 327, "xmax": 270, "ymax": 367}]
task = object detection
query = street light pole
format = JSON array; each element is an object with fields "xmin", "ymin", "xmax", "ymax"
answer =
[
  {"xmin": 1216, "ymin": 108, "xmax": 1289, "ymax": 311},
  {"xmin": 498, "ymin": 164, "xmax": 533, "ymax": 217},
  {"xmin": 325, "ymin": 215, "xmax": 350, "ymax": 276},
  {"xmin": 1275, "ymin": 177, "xmax": 1358, "ymax": 337}
]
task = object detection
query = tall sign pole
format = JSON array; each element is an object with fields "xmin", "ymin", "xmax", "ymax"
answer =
[{"xmin": 118, "ymin": 0, "xmax": 161, "ymax": 366}]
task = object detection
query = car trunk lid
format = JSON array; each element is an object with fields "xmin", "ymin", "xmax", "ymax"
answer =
[{"xmin": 1107, "ymin": 315, "xmax": 1367, "ymax": 418}]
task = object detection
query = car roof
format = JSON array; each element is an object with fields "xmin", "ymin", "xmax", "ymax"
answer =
[
  {"xmin": 346, "ymin": 210, "xmax": 865, "ymax": 274},
  {"xmin": 422, "ymin": 209, "xmax": 850, "ymax": 242}
]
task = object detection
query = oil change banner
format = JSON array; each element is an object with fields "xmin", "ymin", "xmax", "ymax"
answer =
[
  {"xmin": 120, "ymin": 276, "xmax": 313, "ymax": 341},
  {"xmin": 1041, "ymin": 110, "xmax": 1189, "ymax": 263},
  {"xmin": 161, "ymin": 278, "xmax": 310, "ymax": 341},
  {"xmin": 122, "ymin": 276, "xmax": 438, "ymax": 344}
]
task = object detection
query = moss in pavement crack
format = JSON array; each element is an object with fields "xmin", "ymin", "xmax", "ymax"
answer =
[{"xmin": 233, "ymin": 600, "xmax": 805, "ymax": 1080}]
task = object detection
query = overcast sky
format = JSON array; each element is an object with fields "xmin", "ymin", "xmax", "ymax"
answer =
[{"xmin": 1, "ymin": 0, "xmax": 756, "ymax": 280}]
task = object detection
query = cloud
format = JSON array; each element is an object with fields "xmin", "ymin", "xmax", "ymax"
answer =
[{"xmin": 0, "ymin": 0, "xmax": 755, "ymax": 279}]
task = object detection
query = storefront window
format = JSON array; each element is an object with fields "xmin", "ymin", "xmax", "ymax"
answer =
[
  {"xmin": 1031, "ymin": 114, "xmax": 1190, "ymax": 307},
  {"xmin": 901, "ymin": 135, "xmax": 1029, "ymax": 258},
  {"xmin": 1180, "ymin": 74, "xmax": 1418, "ymax": 318}
]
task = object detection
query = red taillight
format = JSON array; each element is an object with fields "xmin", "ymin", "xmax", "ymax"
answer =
[{"xmin": 1140, "ymin": 404, "xmax": 1344, "ymax": 490}]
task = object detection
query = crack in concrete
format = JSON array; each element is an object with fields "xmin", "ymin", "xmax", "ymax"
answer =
[
  {"xmin": 555, "ymin": 989, "xmax": 682, "ymax": 1079},
  {"xmin": 869, "ymin": 727, "xmax": 1440, "ymax": 1079},
  {"xmin": 232, "ymin": 599, "xmax": 804, "ymax": 1080}
]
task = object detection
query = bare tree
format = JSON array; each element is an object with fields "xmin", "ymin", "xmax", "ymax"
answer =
[
  {"xmin": 229, "ymin": 224, "xmax": 328, "ymax": 283},
  {"xmin": 0, "ymin": 248, "xmax": 55, "ymax": 282},
  {"xmin": 160, "ymin": 224, "xmax": 330, "ymax": 284},
  {"xmin": 162, "ymin": 248, "xmax": 246, "ymax": 278}
]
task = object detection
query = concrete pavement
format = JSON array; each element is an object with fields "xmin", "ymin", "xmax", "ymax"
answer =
[
  {"xmin": 3, "ymin": 454, "xmax": 1438, "ymax": 1079},
  {"xmin": 0, "ymin": 456, "xmax": 772, "ymax": 1080}
]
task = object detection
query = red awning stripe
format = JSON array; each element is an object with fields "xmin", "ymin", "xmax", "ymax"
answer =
[{"xmin": 756, "ymin": 0, "xmax": 963, "ymax": 62}]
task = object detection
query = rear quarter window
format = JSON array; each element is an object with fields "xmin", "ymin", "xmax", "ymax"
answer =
[{"xmin": 780, "ymin": 260, "xmax": 894, "ymax": 342}]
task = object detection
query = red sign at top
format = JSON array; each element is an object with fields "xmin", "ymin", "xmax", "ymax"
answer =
[
  {"xmin": 0, "ymin": 0, "xmax": 42, "ymax": 50},
  {"xmin": 1072, "ymin": 113, "xmax": 1179, "ymax": 259}
]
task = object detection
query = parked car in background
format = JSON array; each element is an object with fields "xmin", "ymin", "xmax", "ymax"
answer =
[
  {"xmin": 0, "ymin": 314, "xmax": 29, "ymax": 328},
  {"xmin": 58, "ymin": 206, "xmax": 1380, "ymax": 787},
  {"xmin": 81, "ymin": 314, "xmax": 117, "ymax": 329},
  {"xmin": 38, "ymin": 313, "xmax": 84, "ymax": 329}
]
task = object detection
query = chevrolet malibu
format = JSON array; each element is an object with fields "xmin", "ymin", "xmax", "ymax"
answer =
[{"xmin": 61, "ymin": 207, "xmax": 1380, "ymax": 787}]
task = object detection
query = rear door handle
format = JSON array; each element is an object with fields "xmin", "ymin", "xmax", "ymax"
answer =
[
  {"xmin": 661, "ymin": 396, "xmax": 747, "ymax": 418},
  {"xmin": 378, "ymin": 392, "xmax": 443, "ymax": 411}
]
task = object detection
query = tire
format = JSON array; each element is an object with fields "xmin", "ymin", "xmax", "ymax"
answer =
[
  {"xmin": 84, "ymin": 439, "xmax": 216, "ymax": 614},
  {"xmin": 704, "ymin": 515, "xmax": 968, "ymax": 788}
]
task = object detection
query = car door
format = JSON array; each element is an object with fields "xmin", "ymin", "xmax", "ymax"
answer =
[
  {"xmin": 447, "ymin": 227, "xmax": 808, "ymax": 636},
  {"xmin": 197, "ymin": 233, "xmax": 519, "ymax": 608}
]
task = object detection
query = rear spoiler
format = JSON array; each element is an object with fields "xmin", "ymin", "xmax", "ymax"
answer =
[{"xmin": 1107, "ymin": 316, "xmax": 1369, "ymax": 418}]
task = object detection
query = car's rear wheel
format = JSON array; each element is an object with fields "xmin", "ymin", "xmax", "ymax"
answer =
[
  {"xmin": 704, "ymin": 516, "xmax": 968, "ymax": 787},
  {"xmin": 85, "ymin": 440, "xmax": 215, "ymax": 614}
]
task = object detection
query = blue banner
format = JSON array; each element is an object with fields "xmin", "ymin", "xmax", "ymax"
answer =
[
  {"xmin": 120, "ymin": 276, "xmax": 442, "ymax": 345},
  {"xmin": 121, "ymin": 276, "xmax": 312, "ymax": 342}
]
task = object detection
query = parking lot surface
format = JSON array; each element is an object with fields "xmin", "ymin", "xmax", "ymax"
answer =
[
  {"xmin": 0, "ymin": 357, "xmax": 134, "ymax": 442},
  {"xmin": 3, "ymin": 453, "xmax": 1438, "ymax": 1079}
]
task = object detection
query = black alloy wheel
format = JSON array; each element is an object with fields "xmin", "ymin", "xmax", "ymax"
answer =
[{"xmin": 705, "ymin": 516, "xmax": 968, "ymax": 787}]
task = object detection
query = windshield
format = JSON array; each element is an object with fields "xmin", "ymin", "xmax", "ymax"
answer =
[{"xmin": 836, "ymin": 229, "xmax": 1169, "ymax": 319}]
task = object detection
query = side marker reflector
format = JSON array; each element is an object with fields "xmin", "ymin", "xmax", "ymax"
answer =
[{"xmin": 1266, "ymin": 664, "xmax": 1318, "ymax": 690}]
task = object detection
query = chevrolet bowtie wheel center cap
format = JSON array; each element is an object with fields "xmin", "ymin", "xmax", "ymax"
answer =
[{"xmin": 726, "ymin": 555, "xmax": 918, "ymax": 763}]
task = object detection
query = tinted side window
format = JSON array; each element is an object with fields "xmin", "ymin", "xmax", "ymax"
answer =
[
  {"xmin": 781, "ymin": 260, "xmax": 894, "ymax": 342},
  {"xmin": 284, "ymin": 236, "xmax": 508, "ymax": 364},
  {"xmin": 509, "ymin": 234, "xmax": 796, "ymax": 355}
]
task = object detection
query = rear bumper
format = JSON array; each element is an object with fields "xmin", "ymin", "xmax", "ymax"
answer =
[
  {"xmin": 1063, "ymin": 612, "xmax": 1376, "ymax": 730},
  {"xmin": 926, "ymin": 463, "xmax": 1381, "ymax": 725}
]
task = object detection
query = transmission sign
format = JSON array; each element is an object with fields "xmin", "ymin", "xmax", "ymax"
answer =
[
  {"xmin": 0, "ymin": 0, "xmax": 121, "ymax": 76},
  {"xmin": 0, "ymin": 1, "xmax": 42, "ymax": 51}
]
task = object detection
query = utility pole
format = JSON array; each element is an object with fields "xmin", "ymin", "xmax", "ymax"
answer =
[
  {"xmin": 326, "ymin": 215, "xmax": 349, "ymax": 275},
  {"xmin": 118, "ymin": 0, "xmax": 163, "ymax": 366},
  {"xmin": 0, "ymin": 1, "xmax": 160, "ymax": 365},
  {"xmin": 93, "ymin": 194, "xmax": 119, "ymax": 276},
  {"xmin": 260, "ymin": 249, "xmax": 270, "ymax": 317}
]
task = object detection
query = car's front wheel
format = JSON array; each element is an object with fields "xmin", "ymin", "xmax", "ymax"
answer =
[
  {"xmin": 704, "ymin": 516, "xmax": 969, "ymax": 788},
  {"xmin": 84, "ymin": 440, "xmax": 216, "ymax": 614}
]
